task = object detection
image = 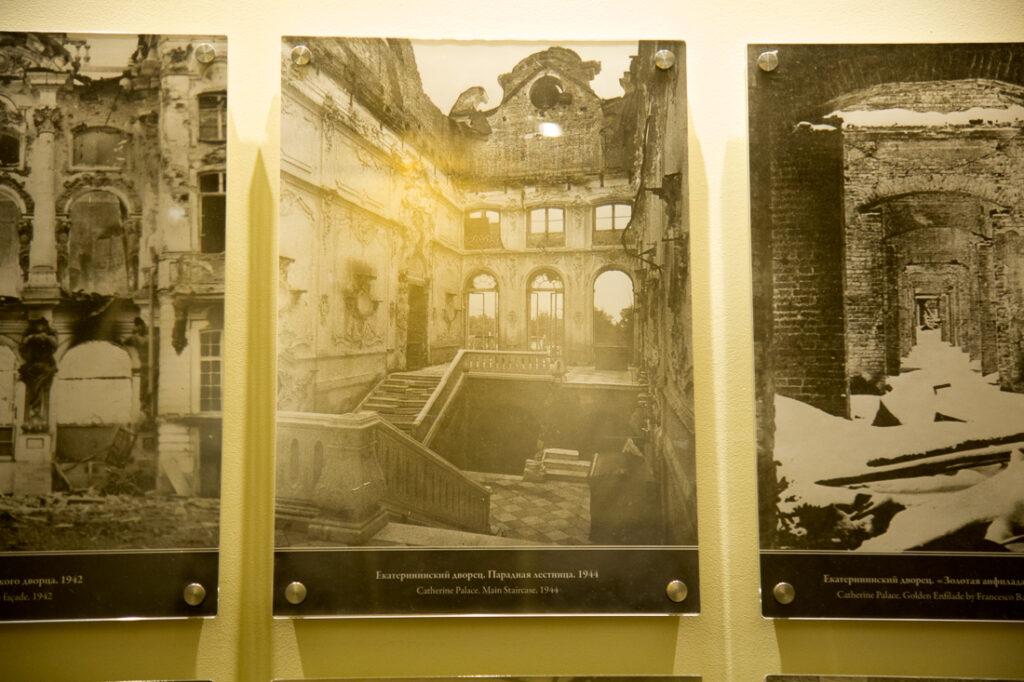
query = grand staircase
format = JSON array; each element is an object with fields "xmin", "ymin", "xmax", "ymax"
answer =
[{"xmin": 357, "ymin": 371, "xmax": 442, "ymax": 435}]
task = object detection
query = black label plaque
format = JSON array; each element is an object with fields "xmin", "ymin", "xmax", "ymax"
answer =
[
  {"xmin": 761, "ymin": 551, "xmax": 1024, "ymax": 620},
  {"xmin": 0, "ymin": 550, "xmax": 217, "ymax": 621},
  {"xmin": 275, "ymin": 547, "xmax": 698, "ymax": 616}
]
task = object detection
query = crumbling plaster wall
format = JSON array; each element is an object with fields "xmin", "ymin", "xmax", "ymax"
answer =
[
  {"xmin": 624, "ymin": 41, "xmax": 695, "ymax": 545},
  {"xmin": 279, "ymin": 40, "xmax": 464, "ymax": 412}
]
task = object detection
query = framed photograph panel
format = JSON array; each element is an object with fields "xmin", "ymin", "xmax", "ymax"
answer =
[
  {"xmin": 0, "ymin": 32, "xmax": 226, "ymax": 621},
  {"xmin": 749, "ymin": 43, "xmax": 1024, "ymax": 620},
  {"xmin": 275, "ymin": 37, "xmax": 697, "ymax": 616}
]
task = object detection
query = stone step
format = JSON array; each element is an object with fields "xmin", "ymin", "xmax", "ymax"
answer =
[
  {"xmin": 543, "ymin": 458, "xmax": 591, "ymax": 473},
  {"xmin": 545, "ymin": 468, "xmax": 590, "ymax": 482},
  {"xmin": 361, "ymin": 369, "xmax": 446, "ymax": 438},
  {"xmin": 541, "ymin": 447, "xmax": 582, "ymax": 462}
]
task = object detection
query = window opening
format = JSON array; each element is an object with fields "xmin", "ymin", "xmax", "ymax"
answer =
[
  {"xmin": 199, "ymin": 171, "xmax": 226, "ymax": 253},
  {"xmin": 530, "ymin": 207, "xmax": 564, "ymax": 234},
  {"xmin": 464, "ymin": 209, "xmax": 502, "ymax": 249},
  {"xmin": 595, "ymin": 203, "xmax": 632, "ymax": 230},
  {"xmin": 593, "ymin": 270, "xmax": 635, "ymax": 370},
  {"xmin": 528, "ymin": 271, "xmax": 564, "ymax": 351},
  {"xmin": 0, "ymin": 131, "xmax": 19, "ymax": 166},
  {"xmin": 199, "ymin": 329, "xmax": 222, "ymax": 412},
  {"xmin": 73, "ymin": 128, "xmax": 126, "ymax": 167},
  {"xmin": 199, "ymin": 92, "xmax": 227, "ymax": 142},
  {"xmin": 467, "ymin": 272, "xmax": 498, "ymax": 349}
]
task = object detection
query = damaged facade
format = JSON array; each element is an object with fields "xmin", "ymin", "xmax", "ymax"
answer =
[
  {"xmin": 278, "ymin": 39, "xmax": 694, "ymax": 545},
  {"xmin": 0, "ymin": 33, "xmax": 226, "ymax": 500},
  {"xmin": 750, "ymin": 44, "xmax": 1024, "ymax": 548}
]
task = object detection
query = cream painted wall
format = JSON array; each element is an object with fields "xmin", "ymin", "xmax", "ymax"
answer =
[{"xmin": 1, "ymin": 1, "xmax": 1023, "ymax": 681}]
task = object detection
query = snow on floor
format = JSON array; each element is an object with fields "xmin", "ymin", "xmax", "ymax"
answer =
[{"xmin": 776, "ymin": 330, "xmax": 1024, "ymax": 542}]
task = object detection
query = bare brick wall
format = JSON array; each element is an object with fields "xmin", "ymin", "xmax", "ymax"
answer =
[
  {"xmin": 768, "ymin": 126, "xmax": 849, "ymax": 416},
  {"xmin": 994, "ymin": 212, "xmax": 1024, "ymax": 390}
]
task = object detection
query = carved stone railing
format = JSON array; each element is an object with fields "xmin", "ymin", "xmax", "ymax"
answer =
[
  {"xmin": 157, "ymin": 251, "xmax": 226, "ymax": 296},
  {"xmin": 413, "ymin": 350, "xmax": 556, "ymax": 445},
  {"xmin": 374, "ymin": 418, "xmax": 489, "ymax": 533},
  {"xmin": 277, "ymin": 410, "xmax": 489, "ymax": 535}
]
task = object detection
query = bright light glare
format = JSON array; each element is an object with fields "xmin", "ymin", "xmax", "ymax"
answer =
[{"xmin": 538, "ymin": 122, "xmax": 562, "ymax": 138}]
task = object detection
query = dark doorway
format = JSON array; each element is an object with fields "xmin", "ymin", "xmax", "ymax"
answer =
[{"xmin": 406, "ymin": 283, "xmax": 428, "ymax": 370}]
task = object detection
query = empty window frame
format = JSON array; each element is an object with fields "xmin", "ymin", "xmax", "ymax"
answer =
[
  {"xmin": 199, "ymin": 171, "xmax": 226, "ymax": 253},
  {"xmin": 529, "ymin": 207, "xmax": 564, "ymax": 234},
  {"xmin": 72, "ymin": 127, "xmax": 126, "ymax": 167},
  {"xmin": 0, "ymin": 130, "xmax": 19, "ymax": 167},
  {"xmin": 528, "ymin": 207, "xmax": 565, "ymax": 247},
  {"xmin": 528, "ymin": 271, "xmax": 564, "ymax": 351},
  {"xmin": 464, "ymin": 209, "xmax": 502, "ymax": 249},
  {"xmin": 198, "ymin": 92, "xmax": 227, "ymax": 142},
  {"xmin": 199, "ymin": 329, "xmax": 222, "ymax": 412},
  {"xmin": 594, "ymin": 203, "xmax": 632, "ymax": 231},
  {"xmin": 466, "ymin": 272, "xmax": 498, "ymax": 348}
]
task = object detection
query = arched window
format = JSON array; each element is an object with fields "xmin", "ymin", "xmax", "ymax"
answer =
[
  {"xmin": 593, "ymin": 270, "xmax": 635, "ymax": 369},
  {"xmin": 528, "ymin": 207, "xmax": 565, "ymax": 247},
  {"xmin": 528, "ymin": 271, "xmax": 564, "ymax": 352},
  {"xmin": 466, "ymin": 272, "xmax": 498, "ymax": 349},
  {"xmin": 68, "ymin": 190, "xmax": 128, "ymax": 294},
  {"xmin": 72, "ymin": 127, "xmax": 127, "ymax": 167},
  {"xmin": 0, "ymin": 196, "xmax": 21, "ymax": 296},
  {"xmin": 464, "ymin": 209, "xmax": 501, "ymax": 249},
  {"xmin": 593, "ymin": 202, "xmax": 632, "ymax": 245}
]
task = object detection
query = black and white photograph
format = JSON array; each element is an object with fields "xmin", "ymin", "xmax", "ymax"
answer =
[
  {"xmin": 275, "ymin": 38, "xmax": 695, "ymax": 615},
  {"xmin": 0, "ymin": 32, "xmax": 225, "ymax": 620},
  {"xmin": 750, "ymin": 43, "xmax": 1024, "ymax": 619}
]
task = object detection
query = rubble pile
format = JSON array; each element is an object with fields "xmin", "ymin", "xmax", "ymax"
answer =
[{"xmin": 0, "ymin": 493, "xmax": 220, "ymax": 551}]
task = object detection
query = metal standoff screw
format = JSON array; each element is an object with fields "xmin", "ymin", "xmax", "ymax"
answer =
[
  {"xmin": 757, "ymin": 50, "xmax": 779, "ymax": 72},
  {"xmin": 194, "ymin": 43, "xmax": 217, "ymax": 65},
  {"xmin": 666, "ymin": 579, "xmax": 688, "ymax": 603},
  {"xmin": 291, "ymin": 45, "xmax": 313, "ymax": 67},
  {"xmin": 285, "ymin": 581, "xmax": 308, "ymax": 605},
  {"xmin": 773, "ymin": 581, "xmax": 795, "ymax": 604},
  {"xmin": 183, "ymin": 582, "xmax": 207, "ymax": 606},
  {"xmin": 653, "ymin": 49, "xmax": 676, "ymax": 71}
]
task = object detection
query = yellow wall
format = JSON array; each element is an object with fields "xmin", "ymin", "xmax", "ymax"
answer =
[{"xmin": 1, "ymin": 1, "xmax": 1023, "ymax": 681}]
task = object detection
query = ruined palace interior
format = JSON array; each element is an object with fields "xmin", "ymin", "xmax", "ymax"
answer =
[
  {"xmin": 750, "ymin": 44, "xmax": 1024, "ymax": 553},
  {"xmin": 276, "ymin": 39, "xmax": 696, "ymax": 548}
]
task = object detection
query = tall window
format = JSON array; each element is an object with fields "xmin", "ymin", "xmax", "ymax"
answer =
[
  {"xmin": 0, "ymin": 197, "xmax": 20, "ymax": 296},
  {"xmin": 466, "ymin": 272, "xmax": 498, "ymax": 349},
  {"xmin": 528, "ymin": 207, "xmax": 565, "ymax": 247},
  {"xmin": 199, "ymin": 329, "xmax": 222, "ymax": 412},
  {"xmin": 593, "ymin": 269, "xmax": 635, "ymax": 370},
  {"xmin": 464, "ymin": 209, "xmax": 501, "ymax": 249},
  {"xmin": 198, "ymin": 92, "xmax": 228, "ymax": 142},
  {"xmin": 528, "ymin": 271, "xmax": 564, "ymax": 351},
  {"xmin": 0, "ymin": 131, "xmax": 19, "ymax": 167},
  {"xmin": 199, "ymin": 171, "xmax": 226, "ymax": 253},
  {"xmin": 73, "ymin": 127, "xmax": 126, "ymax": 167},
  {"xmin": 68, "ymin": 190, "xmax": 127, "ymax": 294},
  {"xmin": 593, "ymin": 202, "xmax": 632, "ymax": 245}
]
